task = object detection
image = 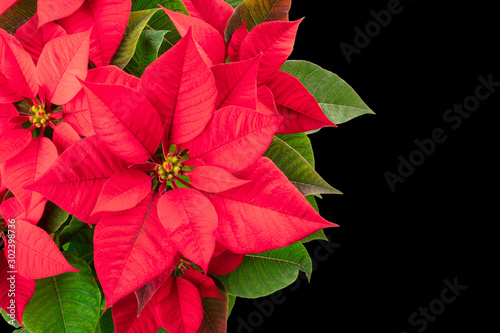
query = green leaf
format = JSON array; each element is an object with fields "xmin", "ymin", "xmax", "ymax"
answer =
[
  {"xmin": 217, "ymin": 242, "xmax": 312, "ymax": 298},
  {"xmin": 37, "ymin": 201, "xmax": 70, "ymax": 235},
  {"xmin": 1, "ymin": 308, "xmax": 21, "ymax": 328},
  {"xmin": 131, "ymin": 0, "xmax": 189, "ymax": 54},
  {"xmin": 0, "ymin": 0, "xmax": 36, "ymax": 34},
  {"xmin": 125, "ymin": 29, "xmax": 168, "ymax": 77},
  {"xmin": 95, "ymin": 309, "xmax": 114, "ymax": 333},
  {"xmin": 264, "ymin": 135, "xmax": 341, "ymax": 196},
  {"xmin": 111, "ymin": 8, "xmax": 161, "ymax": 69},
  {"xmin": 227, "ymin": 295, "xmax": 236, "ymax": 317},
  {"xmin": 276, "ymin": 133, "xmax": 315, "ymax": 167},
  {"xmin": 225, "ymin": 0, "xmax": 291, "ymax": 43},
  {"xmin": 58, "ymin": 216, "xmax": 94, "ymax": 246},
  {"xmin": 299, "ymin": 196, "xmax": 327, "ymax": 243},
  {"xmin": 23, "ymin": 253, "xmax": 102, "ymax": 333},
  {"xmin": 224, "ymin": 0, "xmax": 244, "ymax": 8},
  {"xmin": 280, "ymin": 60, "xmax": 375, "ymax": 125}
]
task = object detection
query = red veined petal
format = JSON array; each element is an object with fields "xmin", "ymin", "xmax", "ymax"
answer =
[
  {"xmin": 58, "ymin": 0, "xmax": 132, "ymax": 67},
  {"xmin": 0, "ymin": 0, "xmax": 21, "ymax": 16},
  {"xmin": 139, "ymin": 29, "xmax": 216, "ymax": 145},
  {"xmin": 0, "ymin": 103, "xmax": 19, "ymax": 133},
  {"xmin": 0, "ymin": 129, "xmax": 32, "ymax": 164},
  {"xmin": 91, "ymin": 169, "xmax": 152, "ymax": 215},
  {"xmin": 37, "ymin": 0, "xmax": 85, "ymax": 27},
  {"xmin": 52, "ymin": 122, "xmax": 81, "ymax": 155},
  {"xmin": 266, "ymin": 70, "xmax": 336, "ymax": 133},
  {"xmin": 182, "ymin": 269, "xmax": 222, "ymax": 299},
  {"xmin": 181, "ymin": 0, "xmax": 233, "ymax": 37},
  {"xmin": 208, "ymin": 157, "xmax": 337, "ymax": 254},
  {"xmin": 158, "ymin": 188, "xmax": 218, "ymax": 273},
  {"xmin": 36, "ymin": 29, "xmax": 91, "ymax": 105},
  {"xmin": 227, "ymin": 21, "xmax": 248, "ymax": 62},
  {"xmin": 81, "ymin": 81, "xmax": 162, "ymax": 163},
  {"xmin": 112, "ymin": 292, "xmax": 161, "ymax": 333},
  {"xmin": 160, "ymin": 6, "xmax": 226, "ymax": 65},
  {"xmin": 239, "ymin": 19, "xmax": 302, "ymax": 82},
  {"xmin": 14, "ymin": 13, "xmax": 67, "ymax": 64},
  {"xmin": 188, "ymin": 166, "xmax": 251, "ymax": 193}
]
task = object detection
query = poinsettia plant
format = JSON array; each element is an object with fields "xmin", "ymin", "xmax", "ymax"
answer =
[{"xmin": 0, "ymin": 0, "xmax": 374, "ymax": 332}]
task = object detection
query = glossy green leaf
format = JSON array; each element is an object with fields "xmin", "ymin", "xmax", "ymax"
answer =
[
  {"xmin": 225, "ymin": 0, "xmax": 291, "ymax": 43},
  {"xmin": 131, "ymin": 0, "xmax": 189, "ymax": 54},
  {"xmin": 224, "ymin": 0, "xmax": 244, "ymax": 7},
  {"xmin": 1, "ymin": 308, "xmax": 21, "ymax": 328},
  {"xmin": 264, "ymin": 135, "xmax": 341, "ymax": 196},
  {"xmin": 280, "ymin": 60, "xmax": 375, "ymax": 125},
  {"xmin": 37, "ymin": 201, "xmax": 70, "ymax": 235},
  {"xmin": 111, "ymin": 8, "xmax": 160, "ymax": 69},
  {"xmin": 95, "ymin": 308, "xmax": 114, "ymax": 333},
  {"xmin": 23, "ymin": 253, "xmax": 101, "ymax": 333},
  {"xmin": 58, "ymin": 216, "xmax": 94, "ymax": 246},
  {"xmin": 125, "ymin": 29, "xmax": 168, "ymax": 77},
  {"xmin": 227, "ymin": 295, "xmax": 236, "ymax": 317},
  {"xmin": 217, "ymin": 242, "xmax": 312, "ymax": 298},
  {"xmin": 0, "ymin": 0, "xmax": 36, "ymax": 34}
]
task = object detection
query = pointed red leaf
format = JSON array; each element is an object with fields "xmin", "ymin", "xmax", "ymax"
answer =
[
  {"xmin": 134, "ymin": 263, "xmax": 178, "ymax": 316},
  {"xmin": 227, "ymin": 22, "xmax": 248, "ymax": 62},
  {"xmin": 92, "ymin": 169, "xmax": 151, "ymax": 215},
  {"xmin": 14, "ymin": 13, "xmax": 67, "ymax": 64},
  {"xmin": 208, "ymin": 247, "xmax": 244, "ymax": 275},
  {"xmin": 113, "ymin": 292, "xmax": 161, "ymax": 333},
  {"xmin": 52, "ymin": 122, "xmax": 81, "ymax": 154},
  {"xmin": 58, "ymin": 0, "xmax": 132, "ymax": 67},
  {"xmin": 189, "ymin": 166, "xmax": 250, "ymax": 193},
  {"xmin": 27, "ymin": 136, "xmax": 128, "ymax": 222},
  {"xmin": 188, "ymin": 106, "xmax": 282, "ymax": 173},
  {"xmin": 0, "ymin": 254, "xmax": 35, "ymax": 324},
  {"xmin": 158, "ymin": 188, "xmax": 217, "ymax": 273},
  {"xmin": 156, "ymin": 276, "xmax": 204, "ymax": 333},
  {"xmin": 63, "ymin": 65, "xmax": 139, "ymax": 137},
  {"xmin": 37, "ymin": 0, "xmax": 85, "ymax": 27},
  {"xmin": 36, "ymin": 29, "xmax": 91, "ymax": 105},
  {"xmin": 13, "ymin": 219, "xmax": 78, "ymax": 279},
  {"xmin": 182, "ymin": 269, "xmax": 221, "ymax": 299},
  {"xmin": 0, "ymin": 103, "xmax": 19, "ymax": 132},
  {"xmin": 0, "ymin": 31, "xmax": 38, "ymax": 101},
  {"xmin": 81, "ymin": 81, "xmax": 161, "ymax": 163},
  {"xmin": 160, "ymin": 7, "xmax": 226, "ymax": 65},
  {"xmin": 3, "ymin": 137, "xmax": 58, "ymax": 217},
  {"xmin": 0, "ymin": 129, "xmax": 32, "ymax": 164},
  {"xmin": 0, "ymin": 197, "xmax": 45, "ymax": 225},
  {"xmin": 239, "ymin": 19, "xmax": 302, "ymax": 82},
  {"xmin": 0, "ymin": 0, "xmax": 21, "ymax": 16},
  {"xmin": 95, "ymin": 192, "xmax": 176, "ymax": 308},
  {"xmin": 182, "ymin": 0, "xmax": 233, "ymax": 37},
  {"xmin": 208, "ymin": 157, "xmax": 337, "ymax": 254},
  {"xmin": 211, "ymin": 54, "xmax": 261, "ymax": 109},
  {"xmin": 139, "ymin": 29, "xmax": 217, "ymax": 145},
  {"xmin": 266, "ymin": 70, "xmax": 336, "ymax": 133},
  {"xmin": 256, "ymin": 84, "xmax": 279, "ymax": 116}
]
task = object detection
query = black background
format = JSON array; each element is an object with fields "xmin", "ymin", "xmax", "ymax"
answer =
[
  {"xmin": 229, "ymin": 0, "xmax": 497, "ymax": 332},
  {"xmin": 1, "ymin": 1, "xmax": 497, "ymax": 332}
]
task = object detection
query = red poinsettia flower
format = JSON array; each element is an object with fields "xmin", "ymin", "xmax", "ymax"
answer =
[{"xmin": 27, "ymin": 25, "xmax": 336, "ymax": 331}]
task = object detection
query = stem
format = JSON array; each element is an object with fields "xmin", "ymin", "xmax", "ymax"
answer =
[
  {"xmin": 39, "ymin": 125, "xmax": 46, "ymax": 137},
  {"xmin": 151, "ymin": 155, "xmax": 162, "ymax": 164},
  {"xmin": 170, "ymin": 180, "xmax": 178, "ymax": 190},
  {"xmin": 176, "ymin": 177, "xmax": 192, "ymax": 188},
  {"xmin": 24, "ymin": 98, "xmax": 34, "ymax": 107},
  {"xmin": 179, "ymin": 149, "xmax": 188, "ymax": 158},
  {"xmin": 48, "ymin": 121, "xmax": 56, "ymax": 129}
]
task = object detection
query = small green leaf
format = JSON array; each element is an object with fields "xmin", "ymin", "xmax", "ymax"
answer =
[
  {"xmin": 0, "ymin": 0, "xmax": 36, "ymax": 34},
  {"xmin": 58, "ymin": 216, "xmax": 94, "ymax": 246},
  {"xmin": 225, "ymin": 0, "xmax": 291, "ymax": 43},
  {"xmin": 125, "ymin": 29, "xmax": 168, "ymax": 77},
  {"xmin": 23, "ymin": 253, "xmax": 102, "ymax": 333},
  {"xmin": 217, "ymin": 242, "xmax": 312, "ymax": 298},
  {"xmin": 111, "ymin": 8, "xmax": 161, "ymax": 69},
  {"xmin": 95, "ymin": 308, "xmax": 114, "ymax": 333},
  {"xmin": 223, "ymin": 0, "xmax": 244, "ymax": 7},
  {"xmin": 264, "ymin": 135, "xmax": 341, "ymax": 196},
  {"xmin": 131, "ymin": 0, "xmax": 189, "ymax": 54},
  {"xmin": 37, "ymin": 201, "xmax": 70, "ymax": 235},
  {"xmin": 227, "ymin": 295, "xmax": 236, "ymax": 317},
  {"xmin": 1, "ymin": 308, "xmax": 21, "ymax": 328},
  {"xmin": 280, "ymin": 60, "xmax": 375, "ymax": 125}
]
